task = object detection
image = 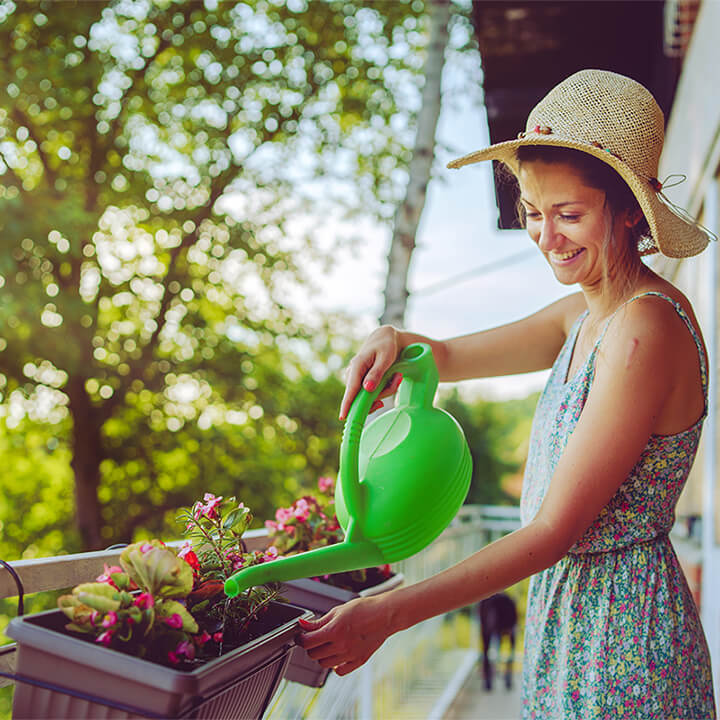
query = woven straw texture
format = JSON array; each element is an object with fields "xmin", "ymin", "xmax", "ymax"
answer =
[{"xmin": 448, "ymin": 70, "xmax": 708, "ymax": 259}]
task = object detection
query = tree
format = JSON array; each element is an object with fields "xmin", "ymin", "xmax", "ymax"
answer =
[
  {"xmin": 440, "ymin": 390, "xmax": 538, "ymax": 505},
  {"xmin": 380, "ymin": 0, "xmax": 482, "ymax": 326},
  {"xmin": 381, "ymin": 0, "xmax": 450, "ymax": 327},
  {"xmin": 0, "ymin": 0, "xmax": 430, "ymax": 549}
]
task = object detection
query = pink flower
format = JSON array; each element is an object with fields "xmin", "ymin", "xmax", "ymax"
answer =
[
  {"xmin": 176, "ymin": 640, "xmax": 195, "ymax": 660},
  {"xmin": 96, "ymin": 564, "xmax": 123, "ymax": 584},
  {"xmin": 139, "ymin": 542, "xmax": 154, "ymax": 554},
  {"xmin": 164, "ymin": 613, "xmax": 183, "ymax": 629},
  {"xmin": 202, "ymin": 493, "xmax": 223, "ymax": 519},
  {"xmin": 102, "ymin": 611, "xmax": 118, "ymax": 628},
  {"xmin": 285, "ymin": 525, "xmax": 295, "ymax": 536},
  {"xmin": 168, "ymin": 651, "xmax": 180, "ymax": 665},
  {"xmin": 213, "ymin": 631, "xmax": 223, "ymax": 643},
  {"xmin": 96, "ymin": 631, "xmax": 113, "ymax": 646},
  {"xmin": 232, "ymin": 555, "xmax": 245, "ymax": 571},
  {"xmin": 264, "ymin": 546, "xmax": 278, "ymax": 562},
  {"xmin": 293, "ymin": 499, "xmax": 310, "ymax": 523},
  {"xmin": 264, "ymin": 520, "xmax": 278, "ymax": 531},
  {"xmin": 196, "ymin": 631, "xmax": 212, "ymax": 646},
  {"xmin": 134, "ymin": 592, "xmax": 154, "ymax": 609},
  {"xmin": 275, "ymin": 507, "xmax": 293, "ymax": 524},
  {"xmin": 318, "ymin": 476, "xmax": 334, "ymax": 493}
]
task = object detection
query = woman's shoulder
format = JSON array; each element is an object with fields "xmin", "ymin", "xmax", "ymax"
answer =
[
  {"xmin": 614, "ymin": 282, "xmax": 703, "ymax": 343},
  {"xmin": 603, "ymin": 282, "xmax": 705, "ymax": 376},
  {"xmin": 546, "ymin": 292, "xmax": 588, "ymax": 336}
]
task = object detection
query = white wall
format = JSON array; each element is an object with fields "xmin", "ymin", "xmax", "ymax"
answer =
[{"xmin": 660, "ymin": 0, "xmax": 720, "ymax": 703}]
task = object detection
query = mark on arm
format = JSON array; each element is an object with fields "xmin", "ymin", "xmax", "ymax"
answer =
[{"xmin": 625, "ymin": 337, "xmax": 639, "ymax": 369}]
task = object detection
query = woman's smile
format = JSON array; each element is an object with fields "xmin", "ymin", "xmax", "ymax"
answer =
[{"xmin": 549, "ymin": 247, "xmax": 585, "ymax": 264}]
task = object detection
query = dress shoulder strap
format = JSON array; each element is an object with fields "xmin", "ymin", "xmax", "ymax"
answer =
[{"xmin": 589, "ymin": 291, "xmax": 708, "ymax": 404}]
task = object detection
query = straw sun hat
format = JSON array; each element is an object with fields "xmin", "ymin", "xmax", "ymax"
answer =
[{"xmin": 447, "ymin": 69, "xmax": 711, "ymax": 258}]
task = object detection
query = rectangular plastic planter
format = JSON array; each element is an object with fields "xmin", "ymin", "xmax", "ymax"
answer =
[
  {"xmin": 7, "ymin": 601, "xmax": 312, "ymax": 719},
  {"xmin": 281, "ymin": 572, "xmax": 403, "ymax": 687}
]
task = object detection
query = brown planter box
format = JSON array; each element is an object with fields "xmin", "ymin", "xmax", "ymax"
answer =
[
  {"xmin": 281, "ymin": 573, "xmax": 404, "ymax": 687},
  {"xmin": 7, "ymin": 601, "xmax": 312, "ymax": 719}
]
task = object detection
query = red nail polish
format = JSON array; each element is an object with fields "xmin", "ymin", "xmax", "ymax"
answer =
[
  {"xmin": 364, "ymin": 379, "xmax": 376, "ymax": 391},
  {"xmin": 298, "ymin": 618, "xmax": 312, "ymax": 628}
]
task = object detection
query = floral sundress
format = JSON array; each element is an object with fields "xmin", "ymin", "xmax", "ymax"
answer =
[{"xmin": 520, "ymin": 291, "xmax": 716, "ymax": 719}]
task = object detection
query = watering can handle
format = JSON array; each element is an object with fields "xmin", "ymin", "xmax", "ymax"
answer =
[{"xmin": 339, "ymin": 343, "xmax": 439, "ymax": 537}]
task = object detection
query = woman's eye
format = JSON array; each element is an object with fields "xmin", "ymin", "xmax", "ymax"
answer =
[
  {"xmin": 559, "ymin": 214, "xmax": 580, "ymax": 222},
  {"xmin": 525, "ymin": 211, "xmax": 541, "ymax": 219}
]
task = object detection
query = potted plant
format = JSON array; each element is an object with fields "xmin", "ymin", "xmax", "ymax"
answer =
[
  {"xmin": 265, "ymin": 477, "xmax": 403, "ymax": 687},
  {"xmin": 6, "ymin": 495, "xmax": 312, "ymax": 719}
]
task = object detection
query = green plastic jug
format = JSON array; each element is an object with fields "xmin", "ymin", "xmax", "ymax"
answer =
[{"xmin": 224, "ymin": 343, "xmax": 472, "ymax": 598}]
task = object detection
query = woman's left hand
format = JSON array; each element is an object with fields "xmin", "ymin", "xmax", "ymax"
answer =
[{"xmin": 297, "ymin": 595, "xmax": 392, "ymax": 676}]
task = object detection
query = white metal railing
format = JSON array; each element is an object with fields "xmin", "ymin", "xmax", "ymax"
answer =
[
  {"xmin": 265, "ymin": 505, "xmax": 521, "ymax": 719},
  {"xmin": 0, "ymin": 505, "xmax": 522, "ymax": 716}
]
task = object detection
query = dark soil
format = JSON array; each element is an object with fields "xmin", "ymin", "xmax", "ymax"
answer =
[
  {"xmin": 312, "ymin": 567, "xmax": 394, "ymax": 593},
  {"xmin": 26, "ymin": 601, "xmax": 305, "ymax": 672}
]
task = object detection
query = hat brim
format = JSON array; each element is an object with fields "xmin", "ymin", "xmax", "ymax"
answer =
[{"xmin": 447, "ymin": 136, "xmax": 709, "ymax": 259}]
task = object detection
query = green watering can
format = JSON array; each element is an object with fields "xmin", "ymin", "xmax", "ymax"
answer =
[{"xmin": 224, "ymin": 343, "xmax": 472, "ymax": 598}]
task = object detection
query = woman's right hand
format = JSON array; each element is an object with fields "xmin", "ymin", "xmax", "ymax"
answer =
[{"xmin": 339, "ymin": 326, "xmax": 404, "ymax": 421}]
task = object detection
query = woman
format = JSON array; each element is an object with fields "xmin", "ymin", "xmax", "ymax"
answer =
[{"xmin": 299, "ymin": 70, "xmax": 716, "ymax": 718}]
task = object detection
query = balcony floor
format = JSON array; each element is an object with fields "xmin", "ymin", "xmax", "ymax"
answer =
[{"xmin": 443, "ymin": 666, "xmax": 522, "ymax": 720}]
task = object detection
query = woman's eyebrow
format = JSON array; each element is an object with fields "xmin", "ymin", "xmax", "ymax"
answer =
[{"xmin": 520, "ymin": 198, "xmax": 585, "ymax": 209}]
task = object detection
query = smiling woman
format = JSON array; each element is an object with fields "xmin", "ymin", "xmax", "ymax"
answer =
[
  {"xmin": 515, "ymin": 145, "xmax": 649, "ymax": 307},
  {"xmin": 300, "ymin": 70, "xmax": 717, "ymax": 720}
]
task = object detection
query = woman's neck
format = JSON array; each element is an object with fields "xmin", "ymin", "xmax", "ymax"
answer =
[{"xmin": 581, "ymin": 261, "xmax": 655, "ymax": 321}]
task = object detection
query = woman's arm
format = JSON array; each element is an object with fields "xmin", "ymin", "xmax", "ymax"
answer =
[
  {"xmin": 303, "ymin": 296, "xmax": 690, "ymax": 674},
  {"xmin": 339, "ymin": 292, "xmax": 585, "ymax": 420}
]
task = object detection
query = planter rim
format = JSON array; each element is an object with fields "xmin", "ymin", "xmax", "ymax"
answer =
[
  {"xmin": 284, "ymin": 571, "xmax": 403, "ymax": 604},
  {"xmin": 7, "ymin": 602, "xmax": 311, "ymax": 694}
]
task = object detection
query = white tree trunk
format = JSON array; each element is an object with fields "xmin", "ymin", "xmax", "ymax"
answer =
[{"xmin": 380, "ymin": 0, "xmax": 450, "ymax": 327}]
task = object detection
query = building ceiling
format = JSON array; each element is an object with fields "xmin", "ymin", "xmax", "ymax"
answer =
[{"xmin": 470, "ymin": 0, "xmax": 682, "ymax": 228}]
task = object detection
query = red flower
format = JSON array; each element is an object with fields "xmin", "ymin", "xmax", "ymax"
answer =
[{"xmin": 133, "ymin": 592, "xmax": 154, "ymax": 609}]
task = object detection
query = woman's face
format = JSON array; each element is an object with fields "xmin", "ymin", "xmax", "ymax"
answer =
[{"xmin": 517, "ymin": 160, "xmax": 632, "ymax": 290}]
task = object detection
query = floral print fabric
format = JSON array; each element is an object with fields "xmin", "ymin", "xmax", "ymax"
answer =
[{"xmin": 520, "ymin": 292, "xmax": 716, "ymax": 719}]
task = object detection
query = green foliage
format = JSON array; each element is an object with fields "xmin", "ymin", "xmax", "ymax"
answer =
[
  {"xmin": 439, "ymin": 390, "xmax": 539, "ymax": 505},
  {"xmin": 0, "ymin": 418, "xmax": 78, "ymax": 558},
  {"xmin": 0, "ymin": 0, "xmax": 440, "ymax": 548}
]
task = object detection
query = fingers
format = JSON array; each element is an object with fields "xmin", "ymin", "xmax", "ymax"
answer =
[
  {"xmin": 333, "ymin": 657, "xmax": 368, "ymax": 676},
  {"xmin": 339, "ymin": 329, "xmax": 400, "ymax": 421},
  {"xmin": 340, "ymin": 356, "xmax": 371, "ymax": 421},
  {"xmin": 360, "ymin": 352, "xmax": 396, "ymax": 397},
  {"xmin": 297, "ymin": 613, "xmax": 338, "ymax": 650},
  {"xmin": 341, "ymin": 371, "xmax": 404, "ymax": 421}
]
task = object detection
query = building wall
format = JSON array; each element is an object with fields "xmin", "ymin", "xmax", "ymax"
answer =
[{"xmin": 658, "ymin": 0, "xmax": 720, "ymax": 704}]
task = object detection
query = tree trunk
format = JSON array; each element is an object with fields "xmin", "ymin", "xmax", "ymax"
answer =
[
  {"xmin": 67, "ymin": 378, "xmax": 105, "ymax": 550},
  {"xmin": 380, "ymin": 0, "xmax": 450, "ymax": 327}
]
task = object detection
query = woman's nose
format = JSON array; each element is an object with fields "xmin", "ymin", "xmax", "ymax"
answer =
[{"xmin": 536, "ymin": 218, "xmax": 558, "ymax": 251}]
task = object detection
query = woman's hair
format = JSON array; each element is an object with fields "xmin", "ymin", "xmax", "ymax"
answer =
[{"xmin": 513, "ymin": 145, "xmax": 648, "ymax": 303}]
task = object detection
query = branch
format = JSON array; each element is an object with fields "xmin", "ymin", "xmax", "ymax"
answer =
[
  {"xmin": 100, "ymin": 11, "xmax": 178, "ymax": 157},
  {"xmin": 11, "ymin": 107, "xmax": 57, "ymax": 187},
  {"xmin": 0, "ymin": 146, "xmax": 23, "ymax": 189},
  {"xmin": 97, "ymin": 167, "xmax": 236, "ymax": 424}
]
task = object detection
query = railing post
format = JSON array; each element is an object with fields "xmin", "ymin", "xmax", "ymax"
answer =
[{"xmin": 358, "ymin": 655, "xmax": 374, "ymax": 719}]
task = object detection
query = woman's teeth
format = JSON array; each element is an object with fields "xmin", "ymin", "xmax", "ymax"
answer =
[{"xmin": 552, "ymin": 248, "xmax": 583, "ymax": 261}]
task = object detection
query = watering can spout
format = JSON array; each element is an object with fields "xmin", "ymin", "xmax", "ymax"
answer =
[{"xmin": 224, "ymin": 539, "xmax": 384, "ymax": 598}]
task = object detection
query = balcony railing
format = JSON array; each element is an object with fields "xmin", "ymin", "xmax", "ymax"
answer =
[{"xmin": 0, "ymin": 505, "xmax": 521, "ymax": 718}]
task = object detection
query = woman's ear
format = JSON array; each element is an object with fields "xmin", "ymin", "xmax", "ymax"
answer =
[{"xmin": 624, "ymin": 208, "xmax": 645, "ymax": 228}]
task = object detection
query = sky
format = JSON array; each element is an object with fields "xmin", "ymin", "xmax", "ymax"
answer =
[{"xmin": 302, "ymin": 69, "xmax": 569, "ymax": 401}]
